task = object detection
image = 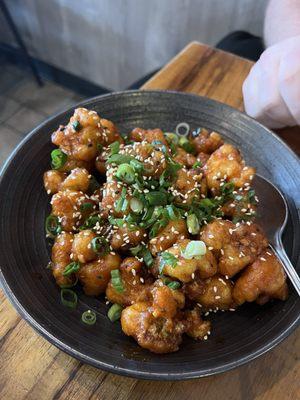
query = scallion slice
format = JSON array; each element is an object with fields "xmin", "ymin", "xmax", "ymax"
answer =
[
  {"xmin": 130, "ymin": 197, "xmax": 143, "ymax": 213},
  {"xmin": 106, "ymin": 154, "xmax": 134, "ymax": 165},
  {"xmin": 115, "ymin": 163, "xmax": 135, "ymax": 184},
  {"xmin": 109, "ymin": 141, "xmax": 120, "ymax": 155},
  {"xmin": 111, "ymin": 269, "xmax": 124, "ymax": 293},
  {"xmin": 108, "ymin": 303, "xmax": 123, "ymax": 322},
  {"xmin": 159, "ymin": 251, "xmax": 178, "ymax": 274},
  {"xmin": 51, "ymin": 149, "xmax": 67, "ymax": 170},
  {"xmin": 186, "ymin": 214, "xmax": 200, "ymax": 235},
  {"xmin": 182, "ymin": 241, "xmax": 206, "ymax": 259},
  {"xmin": 60, "ymin": 289, "xmax": 78, "ymax": 309},
  {"xmin": 167, "ymin": 281, "xmax": 181, "ymax": 290},
  {"xmin": 45, "ymin": 215, "xmax": 62, "ymax": 238},
  {"xmin": 63, "ymin": 261, "xmax": 80, "ymax": 276},
  {"xmin": 81, "ymin": 310, "xmax": 97, "ymax": 325},
  {"xmin": 145, "ymin": 191, "xmax": 168, "ymax": 206},
  {"xmin": 72, "ymin": 120, "xmax": 81, "ymax": 131},
  {"xmin": 90, "ymin": 236, "xmax": 109, "ymax": 256}
]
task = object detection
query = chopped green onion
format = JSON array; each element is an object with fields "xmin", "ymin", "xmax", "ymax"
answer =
[
  {"xmin": 167, "ymin": 281, "xmax": 181, "ymax": 290},
  {"xmin": 63, "ymin": 261, "xmax": 80, "ymax": 276},
  {"xmin": 164, "ymin": 132, "xmax": 179, "ymax": 144},
  {"xmin": 186, "ymin": 214, "xmax": 200, "ymax": 235},
  {"xmin": 191, "ymin": 127, "xmax": 202, "ymax": 138},
  {"xmin": 130, "ymin": 159, "xmax": 144, "ymax": 172},
  {"xmin": 72, "ymin": 120, "xmax": 81, "ymax": 131},
  {"xmin": 176, "ymin": 122, "xmax": 190, "ymax": 136},
  {"xmin": 166, "ymin": 204, "xmax": 182, "ymax": 220},
  {"xmin": 108, "ymin": 303, "xmax": 123, "ymax": 322},
  {"xmin": 192, "ymin": 161, "xmax": 202, "ymax": 168},
  {"xmin": 247, "ymin": 188, "xmax": 257, "ymax": 204},
  {"xmin": 106, "ymin": 154, "xmax": 134, "ymax": 165},
  {"xmin": 130, "ymin": 244, "xmax": 153, "ymax": 267},
  {"xmin": 51, "ymin": 149, "xmax": 67, "ymax": 170},
  {"xmin": 115, "ymin": 163, "xmax": 135, "ymax": 184},
  {"xmin": 90, "ymin": 236, "xmax": 109, "ymax": 256},
  {"xmin": 145, "ymin": 191, "xmax": 168, "ymax": 206},
  {"xmin": 111, "ymin": 269, "xmax": 124, "ymax": 293},
  {"xmin": 115, "ymin": 187, "xmax": 128, "ymax": 212},
  {"xmin": 59, "ymin": 276, "xmax": 78, "ymax": 289},
  {"xmin": 45, "ymin": 215, "xmax": 62, "ymax": 238},
  {"xmin": 81, "ymin": 310, "xmax": 97, "ymax": 325},
  {"xmin": 109, "ymin": 141, "xmax": 120, "ymax": 155},
  {"xmin": 60, "ymin": 289, "xmax": 77, "ymax": 309},
  {"xmin": 80, "ymin": 202, "xmax": 93, "ymax": 211},
  {"xmin": 79, "ymin": 214, "xmax": 101, "ymax": 230},
  {"xmin": 178, "ymin": 136, "xmax": 195, "ymax": 154},
  {"xmin": 182, "ymin": 241, "xmax": 206, "ymax": 259},
  {"xmin": 159, "ymin": 251, "xmax": 178, "ymax": 274},
  {"xmin": 130, "ymin": 197, "xmax": 143, "ymax": 213}
]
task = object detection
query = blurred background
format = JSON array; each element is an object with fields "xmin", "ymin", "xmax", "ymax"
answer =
[{"xmin": 0, "ymin": 0, "xmax": 268, "ymax": 166}]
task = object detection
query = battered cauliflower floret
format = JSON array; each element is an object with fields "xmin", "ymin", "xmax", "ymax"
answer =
[
  {"xmin": 106, "ymin": 257, "xmax": 152, "ymax": 306},
  {"xmin": 44, "ymin": 170, "xmax": 67, "ymax": 194},
  {"xmin": 130, "ymin": 127, "xmax": 168, "ymax": 146},
  {"xmin": 78, "ymin": 253, "xmax": 122, "ymax": 296},
  {"xmin": 52, "ymin": 108, "xmax": 122, "ymax": 162},
  {"xmin": 205, "ymin": 144, "xmax": 255, "ymax": 193},
  {"xmin": 173, "ymin": 147, "xmax": 197, "ymax": 168},
  {"xmin": 51, "ymin": 231, "xmax": 75, "ymax": 287},
  {"xmin": 71, "ymin": 229, "xmax": 97, "ymax": 263},
  {"xmin": 201, "ymin": 219, "xmax": 235, "ymax": 250},
  {"xmin": 173, "ymin": 168, "xmax": 202, "ymax": 204},
  {"xmin": 191, "ymin": 129, "xmax": 223, "ymax": 154},
  {"xmin": 149, "ymin": 219, "xmax": 188, "ymax": 256},
  {"xmin": 51, "ymin": 189, "xmax": 95, "ymax": 231},
  {"xmin": 184, "ymin": 275, "xmax": 234, "ymax": 311},
  {"xmin": 153, "ymin": 239, "xmax": 217, "ymax": 282},
  {"xmin": 233, "ymin": 250, "xmax": 288, "ymax": 305},
  {"xmin": 100, "ymin": 179, "xmax": 130, "ymax": 218},
  {"xmin": 110, "ymin": 225, "xmax": 146, "ymax": 251},
  {"xmin": 219, "ymin": 223, "xmax": 268, "ymax": 277},
  {"xmin": 221, "ymin": 188, "xmax": 257, "ymax": 220},
  {"xmin": 121, "ymin": 285, "xmax": 185, "ymax": 353},
  {"xmin": 151, "ymin": 285, "xmax": 185, "ymax": 318},
  {"xmin": 184, "ymin": 308, "xmax": 211, "ymax": 339}
]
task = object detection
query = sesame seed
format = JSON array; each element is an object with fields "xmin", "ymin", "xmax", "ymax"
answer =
[
  {"xmin": 260, "ymin": 257, "xmax": 266, "ymax": 261},
  {"xmin": 215, "ymin": 296, "xmax": 221, "ymax": 300}
]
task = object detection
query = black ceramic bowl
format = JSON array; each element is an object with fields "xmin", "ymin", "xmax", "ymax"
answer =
[{"xmin": 0, "ymin": 90, "xmax": 299, "ymax": 380}]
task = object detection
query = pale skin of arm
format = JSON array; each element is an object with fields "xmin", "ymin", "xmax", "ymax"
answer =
[{"xmin": 243, "ymin": 0, "xmax": 300, "ymax": 128}]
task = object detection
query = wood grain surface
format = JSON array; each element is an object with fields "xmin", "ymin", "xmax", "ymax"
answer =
[{"xmin": 0, "ymin": 41, "xmax": 299, "ymax": 400}]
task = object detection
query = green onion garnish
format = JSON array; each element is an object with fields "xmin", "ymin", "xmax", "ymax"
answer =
[
  {"xmin": 80, "ymin": 202, "xmax": 93, "ymax": 211},
  {"xmin": 130, "ymin": 244, "xmax": 153, "ymax": 267},
  {"xmin": 145, "ymin": 191, "xmax": 168, "ymax": 206},
  {"xmin": 130, "ymin": 159, "xmax": 144, "ymax": 172},
  {"xmin": 111, "ymin": 269, "xmax": 124, "ymax": 293},
  {"xmin": 60, "ymin": 289, "xmax": 78, "ymax": 309},
  {"xmin": 167, "ymin": 281, "xmax": 181, "ymax": 290},
  {"xmin": 63, "ymin": 261, "xmax": 80, "ymax": 276},
  {"xmin": 45, "ymin": 215, "xmax": 62, "ymax": 238},
  {"xmin": 178, "ymin": 136, "xmax": 195, "ymax": 154},
  {"xmin": 72, "ymin": 120, "xmax": 81, "ymax": 131},
  {"xmin": 164, "ymin": 132, "xmax": 179, "ymax": 144},
  {"xmin": 115, "ymin": 187, "xmax": 128, "ymax": 212},
  {"xmin": 90, "ymin": 236, "xmax": 109, "ymax": 256},
  {"xmin": 79, "ymin": 214, "xmax": 101, "ymax": 230},
  {"xmin": 81, "ymin": 310, "xmax": 97, "ymax": 325},
  {"xmin": 186, "ymin": 214, "xmax": 200, "ymax": 235},
  {"xmin": 106, "ymin": 154, "xmax": 135, "ymax": 165},
  {"xmin": 108, "ymin": 141, "xmax": 120, "ymax": 155},
  {"xmin": 192, "ymin": 161, "xmax": 202, "ymax": 168},
  {"xmin": 130, "ymin": 197, "xmax": 143, "ymax": 213},
  {"xmin": 108, "ymin": 303, "xmax": 123, "ymax": 322},
  {"xmin": 159, "ymin": 251, "xmax": 178, "ymax": 274},
  {"xmin": 181, "ymin": 241, "xmax": 206, "ymax": 259},
  {"xmin": 115, "ymin": 163, "xmax": 135, "ymax": 184},
  {"xmin": 51, "ymin": 149, "xmax": 67, "ymax": 169}
]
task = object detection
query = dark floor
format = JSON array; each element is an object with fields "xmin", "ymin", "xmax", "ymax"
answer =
[{"xmin": 0, "ymin": 60, "xmax": 84, "ymax": 167}]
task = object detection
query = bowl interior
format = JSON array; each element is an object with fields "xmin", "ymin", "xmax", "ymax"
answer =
[{"xmin": 0, "ymin": 90, "xmax": 299, "ymax": 380}]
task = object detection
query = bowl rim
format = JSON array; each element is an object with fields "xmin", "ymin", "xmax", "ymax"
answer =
[{"xmin": 0, "ymin": 89, "xmax": 299, "ymax": 380}]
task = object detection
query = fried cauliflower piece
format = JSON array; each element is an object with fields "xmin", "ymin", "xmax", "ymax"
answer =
[
  {"xmin": 219, "ymin": 223, "xmax": 268, "ymax": 277},
  {"xmin": 130, "ymin": 127, "xmax": 168, "ymax": 146},
  {"xmin": 110, "ymin": 225, "xmax": 146, "ymax": 251},
  {"xmin": 173, "ymin": 147, "xmax": 197, "ymax": 168},
  {"xmin": 173, "ymin": 168, "xmax": 202, "ymax": 204},
  {"xmin": 200, "ymin": 219, "xmax": 235, "ymax": 250},
  {"xmin": 149, "ymin": 219, "xmax": 188, "ymax": 256},
  {"xmin": 191, "ymin": 129, "xmax": 223, "ymax": 154},
  {"xmin": 52, "ymin": 108, "xmax": 122, "ymax": 162},
  {"xmin": 58, "ymin": 157, "xmax": 93, "ymax": 173},
  {"xmin": 153, "ymin": 239, "xmax": 217, "ymax": 282},
  {"xmin": 184, "ymin": 275, "xmax": 234, "ymax": 311},
  {"xmin": 121, "ymin": 285, "xmax": 185, "ymax": 353},
  {"xmin": 205, "ymin": 144, "xmax": 255, "ymax": 193},
  {"xmin": 184, "ymin": 308, "xmax": 211, "ymax": 339},
  {"xmin": 71, "ymin": 229, "xmax": 97, "ymax": 263},
  {"xmin": 106, "ymin": 257, "xmax": 152, "ymax": 306},
  {"xmin": 44, "ymin": 170, "xmax": 67, "ymax": 194},
  {"xmin": 51, "ymin": 232, "xmax": 75, "ymax": 287},
  {"xmin": 78, "ymin": 253, "xmax": 122, "ymax": 296},
  {"xmin": 51, "ymin": 189, "xmax": 94, "ymax": 231},
  {"xmin": 233, "ymin": 250, "xmax": 288, "ymax": 305},
  {"xmin": 221, "ymin": 188, "xmax": 257, "ymax": 220}
]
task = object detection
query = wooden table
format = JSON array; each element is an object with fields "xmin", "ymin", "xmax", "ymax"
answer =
[{"xmin": 0, "ymin": 42, "xmax": 299, "ymax": 400}]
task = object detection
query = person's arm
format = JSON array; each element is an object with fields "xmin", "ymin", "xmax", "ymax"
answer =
[
  {"xmin": 264, "ymin": 0, "xmax": 300, "ymax": 46},
  {"xmin": 242, "ymin": 0, "xmax": 300, "ymax": 128}
]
